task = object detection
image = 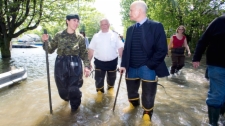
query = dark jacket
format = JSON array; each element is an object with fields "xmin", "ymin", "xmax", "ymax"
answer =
[
  {"xmin": 192, "ymin": 15, "xmax": 225, "ymax": 68},
  {"xmin": 121, "ymin": 19, "xmax": 169, "ymax": 77}
]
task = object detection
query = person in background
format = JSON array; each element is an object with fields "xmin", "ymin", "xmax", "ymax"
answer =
[
  {"xmin": 119, "ymin": 34, "xmax": 125, "ymax": 42},
  {"xmin": 192, "ymin": 15, "xmax": 225, "ymax": 126},
  {"xmin": 168, "ymin": 25, "xmax": 191, "ymax": 75},
  {"xmin": 119, "ymin": 1, "xmax": 169, "ymax": 125},
  {"xmin": 42, "ymin": 14, "xmax": 91, "ymax": 112},
  {"xmin": 80, "ymin": 31, "xmax": 89, "ymax": 49},
  {"xmin": 88, "ymin": 18, "xmax": 124, "ymax": 103}
]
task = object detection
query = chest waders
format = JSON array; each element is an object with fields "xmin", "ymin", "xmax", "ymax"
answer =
[{"xmin": 54, "ymin": 55, "xmax": 83, "ymax": 111}]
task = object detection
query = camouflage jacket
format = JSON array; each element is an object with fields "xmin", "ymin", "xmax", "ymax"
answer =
[{"xmin": 43, "ymin": 30, "xmax": 90, "ymax": 67}]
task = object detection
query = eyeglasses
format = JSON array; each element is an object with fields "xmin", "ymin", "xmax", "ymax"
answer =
[{"xmin": 178, "ymin": 29, "xmax": 184, "ymax": 30}]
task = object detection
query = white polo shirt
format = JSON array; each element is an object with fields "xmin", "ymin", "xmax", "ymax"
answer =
[{"xmin": 89, "ymin": 30, "xmax": 124, "ymax": 61}]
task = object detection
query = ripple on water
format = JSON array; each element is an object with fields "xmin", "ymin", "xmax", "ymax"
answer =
[{"xmin": 1, "ymin": 49, "xmax": 225, "ymax": 125}]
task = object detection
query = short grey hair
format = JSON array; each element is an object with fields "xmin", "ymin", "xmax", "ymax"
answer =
[
  {"xmin": 132, "ymin": 0, "xmax": 148, "ymax": 13},
  {"xmin": 100, "ymin": 18, "xmax": 110, "ymax": 25}
]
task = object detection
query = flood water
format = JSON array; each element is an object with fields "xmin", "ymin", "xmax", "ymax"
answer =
[{"xmin": 0, "ymin": 46, "xmax": 224, "ymax": 126}]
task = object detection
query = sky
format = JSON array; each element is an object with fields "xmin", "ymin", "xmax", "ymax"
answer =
[{"xmin": 94, "ymin": 0, "xmax": 124, "ymax": 35}]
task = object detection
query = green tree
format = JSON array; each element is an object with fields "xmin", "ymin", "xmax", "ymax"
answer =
[
  {"xmin": 78, "ymin": 5, "xmax": 104, "ymax": 40},
  {"xmin": 120, "ymin": 0, "xmax": 225, "ymax": 50},
  {"xmin": 120, "ymin": 0, "xmax": 134, "ymax": 38},
  {"xmin": 38, "ymin": 1, "xmax": 104, "ymax": 42},
  {"xmin": 147, "ymin": 0, "xmax": 225, "ymax": 50},
  {"xmin": 0, "ymin": 0, "xmax": 93, "ymax": 58}
]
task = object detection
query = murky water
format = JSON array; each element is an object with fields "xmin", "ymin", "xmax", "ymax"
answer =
[{"xmin": 0, "ymin": 47, "xmax": 224, "ymax": 126}]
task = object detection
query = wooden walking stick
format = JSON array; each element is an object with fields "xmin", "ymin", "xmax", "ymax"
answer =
[
  {"xmin": 44, "ymin": 29, "xmax": 53, "ymax": 114},
  {"xmin": 113, "ymin": 73, "xmax": 123, "ymax": 111}
]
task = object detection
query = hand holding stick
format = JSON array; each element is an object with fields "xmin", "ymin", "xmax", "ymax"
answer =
[{"xmin": 44, "ymin": 29, "xmax": 53, "ymax": 114}]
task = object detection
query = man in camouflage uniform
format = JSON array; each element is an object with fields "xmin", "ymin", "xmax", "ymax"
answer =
[{"xmin": 42, "ymin": 14, "xmax": 91, "ymax": 112}]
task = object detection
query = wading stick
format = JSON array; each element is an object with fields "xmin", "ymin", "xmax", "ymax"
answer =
[
  {"xmin": 113, "ymin": 73, "xmax": 123, "ymax": 111},
  {"xmin": 44, "ymin": 29, "xmax": 53, "ymax": 114}
]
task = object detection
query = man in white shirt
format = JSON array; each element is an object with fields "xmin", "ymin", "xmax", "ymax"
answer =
[{"xmin": 88, "ymin": 18, "xmax": 124, "ymax": 103}]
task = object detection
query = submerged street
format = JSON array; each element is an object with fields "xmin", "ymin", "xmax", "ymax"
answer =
[{"xmin": 0, "ymin": 47, "xmax": 224, "ymax": 126}]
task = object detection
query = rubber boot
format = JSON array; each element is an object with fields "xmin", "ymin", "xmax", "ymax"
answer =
[
  {"xmin": 107, "ymin": 87, "xmax": 114, "ymax": 96},
  {"xmin": 123, "ymin": 100, "xmax": 140, "ymax": 113},
  {"xmin": 142, "ymin": 110, "xmax": 153, "ymax": 125},
  {"xmin": 142, "ymin": 111, "xmax": 152, "ymax": 126},
  {"xmin": 107, "ymin": 70, "xmax": 117, "ymax": 96},
  {"xmin": 96, "ymin": 91, "xmax": 103, "ymax": 103},
  {"xmin": 123, "ymin": 79, "xmax": 141, "ymax": 113},
  {"xmin": 141, "ymin": 81, "xmax": 157, "ymax": 112},
  {"xmin": 141, "ymin": 80, "xmax": 157, "ymax": 125},
  {"xmin": 208, "ymin": 106, "xmax": 220, "ymax": 126}
]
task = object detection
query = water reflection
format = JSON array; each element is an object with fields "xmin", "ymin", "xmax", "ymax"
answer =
[{"xmin": 0, "ymin": 47, "xmax": 224, "ymax": 126}]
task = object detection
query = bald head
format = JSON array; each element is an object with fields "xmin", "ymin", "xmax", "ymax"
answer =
[
  {"xmin": 131, "ymin": 1, "xmax": 148, "ymax": 13},
  {"xmin": 129, "ymin": 1, "xmax": 148, "ymax": 22}
]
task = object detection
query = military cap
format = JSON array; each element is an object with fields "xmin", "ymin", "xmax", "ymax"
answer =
[{"xmin": 66, "ymin": 14, "xmax": 80, "ymax": 20}]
